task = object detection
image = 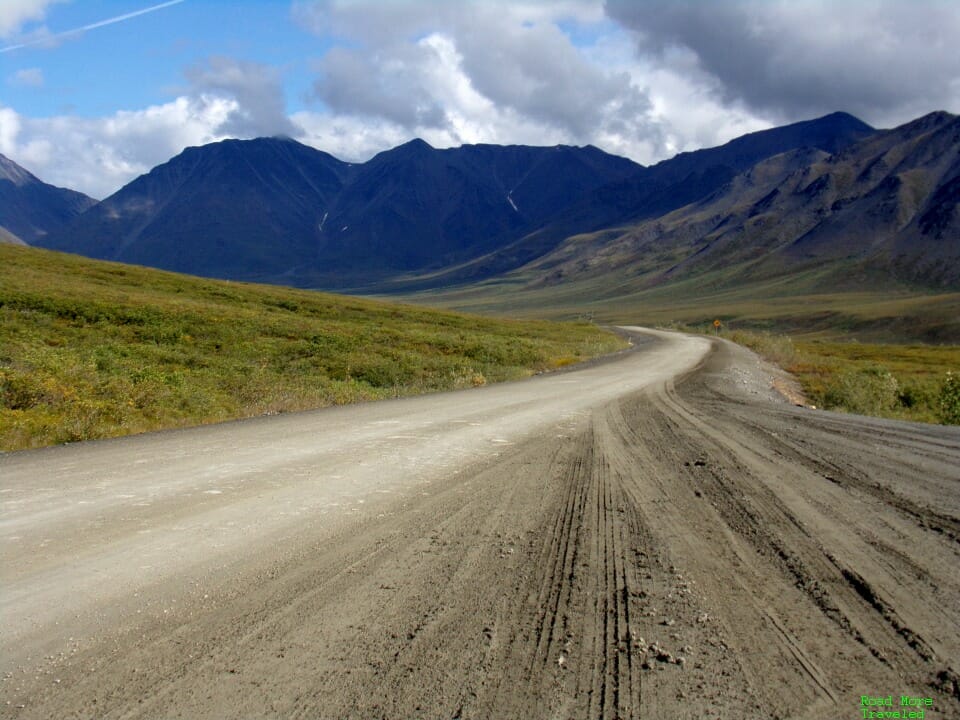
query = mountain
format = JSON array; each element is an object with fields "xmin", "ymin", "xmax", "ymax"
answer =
[
  {"xmin": 41, "ymin": 114, "xmax": 872, "ymax": 288},
  {"xmin": 519, "ymin": 111, "xmax": 959, "ymax": 291},
  {"xmin": 0, "ymin": 226, "xmax": 26, "ymax": 245},
  {"xmin": 577, "ymin": 110, "xmax": 876, "ymax": 226},
  {"xmin": 410, "ymin": 113, "xmax": 958, "ymax": 342},
  {"xmin": 313, "ymin": 140, "xmax": 640, "ymax": 277},
  {"xmin": 40, "ymin": 137, "xmax": 640, "ymax": 286},
  {"xmin": 36, "ymin": 138, "xmax": 352, "ymax": 281},
  {"xmin": 406, "ymin": 112, "xmax": 877, "ymax": 288},
  {"xmin": 0, "ymin": 154, "xmax": 97, "ymax": 244},
  {"xmin": 19, "ymin": 111, "xmax": 957, "ymax": 343}
]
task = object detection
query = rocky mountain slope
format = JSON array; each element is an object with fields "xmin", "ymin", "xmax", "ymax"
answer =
[
  {"xmin": 36, "ymin": 138, "xmax": 352, "ymax": 282},
  {"xmin": 25, "ymin": 110, "xmax": 957, "ymax": 304},
  {"xmin": 524, "ymin": 111, "xmax": 959, "ymax": 291},
  {"xmin": 0, "ymin": 154, "xmax": 96, "ymax": 244},
  {"xmin": 376, "ymin": 112, "xmax": 877, "ymax": 288}
]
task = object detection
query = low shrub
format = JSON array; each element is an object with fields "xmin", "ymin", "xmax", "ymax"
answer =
[
  {"xmin": 708, "ymin": 325, "xmax": 959, "ymax": 424},
  {"xmin": 939, "ymin": 372, "xmax": 960, "ymax": 425},
  {"xmin": 822, "ymin": 365, "xmax": 900, "ymax": 416},
  {"xmin": 728, "ymin": 330, "xmax": 798, "ymax": 368}
]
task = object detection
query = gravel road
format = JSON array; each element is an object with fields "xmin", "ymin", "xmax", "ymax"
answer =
[{"xmin": 2, "ymin": 328, "xmax": 958, "ymax": 719}]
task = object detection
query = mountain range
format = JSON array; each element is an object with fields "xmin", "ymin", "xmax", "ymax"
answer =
[
  {"xmin": 32, "ymin": 137, "xmax": 639, "ymax": 287},
  {"xmin": 523, "ymin": 110, "xmax": 960, "ymax": 290},
  {"xmin": 7, "ymin": 111, "xmax": 958, "ymax": 308}
]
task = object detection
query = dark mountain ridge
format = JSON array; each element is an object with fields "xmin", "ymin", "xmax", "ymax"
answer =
[
  {"xmin": 39, "ymin": 111, "xmax": 876, "ymax": 289},
  {"xmin": 400, "ymin": 112, "xmax": 877, "ymax": 289},
  {"xmin": 36, "ymin": 138, "xmax": 351, "ymax": 280},
  {"xmin": 39, "ymin": 137, "xmax": 640, "ymax": 286},
  {"xmin": 0, "ymin": 154, "xmax": 97, "ymax": 244},
  {"xmin": 521, "ymin": 111, "xmax": 959, "ymax": 292},
  {"xmin": 316, "ymin": 140, "xmax": 640, "ymax": 274}
]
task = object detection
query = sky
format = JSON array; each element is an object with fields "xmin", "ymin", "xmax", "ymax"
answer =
[{"xmin": 1, "ymin": 0, "xmax": 958, "ymax": 200}]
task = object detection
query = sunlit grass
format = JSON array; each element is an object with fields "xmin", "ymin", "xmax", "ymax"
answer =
[
  {"xmin": 0, "ymin": 245, "xmax": 626, "ymax": 451},
  {"xmin": 718, "ymin": 329, "xmax": 960, "ymax": 424}
]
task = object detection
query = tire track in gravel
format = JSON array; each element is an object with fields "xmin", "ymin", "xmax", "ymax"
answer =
[
  {"xmin": 650, "ymin": 372, "xmax": 947, "ymax": 668},
  {"xmin": 3, "ymin": 329, "xmax": 958, "ymax": 719},
  {"xmin": 629, "ymin": 341, "xmax": 960, "ymax": 715},
  {"xmin": 576, "ymin": 416, "xmax": 639, "ymax": 720}
]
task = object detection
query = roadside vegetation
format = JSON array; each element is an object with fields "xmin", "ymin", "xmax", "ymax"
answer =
[
  {"xmin": 0, "ymin": 245, "xmax": 626, "ymax": 451},
  {"xmin": 697, "ymin": 326, "xmax": 960, "ymax": 425}
]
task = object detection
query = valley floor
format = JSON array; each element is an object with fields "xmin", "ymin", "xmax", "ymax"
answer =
[{"xmin": 2, "ymin": 331, "xmax": 958, "ymax": 719}]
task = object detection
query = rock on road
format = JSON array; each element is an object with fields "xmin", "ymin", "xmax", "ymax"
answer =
[{"xmin": 2, "ymin": 328, "xmax": 959, "ymax": 719}]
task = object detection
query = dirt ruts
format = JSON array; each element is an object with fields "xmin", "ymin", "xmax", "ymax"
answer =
[{"xmin": 2, "ymin": 331, "xmax": 958, "ymax": 719}]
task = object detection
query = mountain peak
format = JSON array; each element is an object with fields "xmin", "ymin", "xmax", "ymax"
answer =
[
  {"xmin": 901, "ymin": 110, "xmax": 957, "ymax": 131},
  {"xmin": 818, "ymin": 110, "xmax": 870, "ymax": 124},
  {"xmin": 397, "ymin": 137, "xmax": 433, "ymax": 152},
  {"xmin": 37, "ymin": 139, "xmax": 642, "ymax": 285},
  {"xmin": 0, "ymin": 153, "xmax": 38, "ymax": 187},
  {"xmin": 31, "ymin": 110, "xmax": 952, "ymax": 294},
  {"xmin": 0, "ymin": 153, "xmax": 97, "ymax": 243}
]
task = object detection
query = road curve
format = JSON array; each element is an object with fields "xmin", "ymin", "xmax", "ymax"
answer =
[{"xmin": 2, "ymin": 328, "xmax": 958, "ymax": 719}]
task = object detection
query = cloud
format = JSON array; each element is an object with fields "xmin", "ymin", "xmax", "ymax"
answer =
[
  {"xmin": 184, "ymin": 56, "xmax": 302, "ymax": 137},
  {"xmin": 313, "ymin": 44, "xmax": 447, "ymax": 128},
  {"xmin": 8, "ymin": 67, "xmax": 44, "ymax": 87},
  {"xmin": 0, "ymin": 107, "xmax": 23, "ymax": 152},
  {"xmin": 0, "ymin": 96, "xmax": 237, "ymax": 198},
  {"xmin": 298, "ymin": 0, "xmax": 665, "ymax": 159},
  {"xmin": 1, "ymin": 51, "xmax": 305, "ymax": 198},
  {"xmin": 290, "ymin": 111, "xmax": 417, "ymax": 163},
  {"xmin": 453, "ymin": 7, "xmax": 651, "ymax": 139},
  {"xmin": 10, "ymin": 0, "xmax": 952, "ymax": 204},
  {"xmin": 0, "ymin": 0, "xmax": 61, "ymax": 38},
  {"xmin": 605, "ymin": 0, "xmax": 960, "ymax": 127}
]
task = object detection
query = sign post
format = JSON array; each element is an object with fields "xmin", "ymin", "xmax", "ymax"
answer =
[{"xmin": 713, "ymin": 319, "xmax": 721, "ymax": 336}]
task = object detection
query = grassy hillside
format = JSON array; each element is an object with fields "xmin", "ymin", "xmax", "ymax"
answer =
[
  {"xmin": 0, "ymin": 245, "xmax": 626, "ymax": 451},
  {"xmin": 402, "ymin": 262, "xmax": 960, "ymax": 344}
]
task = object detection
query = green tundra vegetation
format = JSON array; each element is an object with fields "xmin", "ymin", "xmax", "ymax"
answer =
[
  {"xmin": 412, "ymin": 274, "xmax": 959, "ymax": 425},
  {"xmin": 717, "ymin": 329, "xmax": 960, "ymax": 425},
  {"xmin": 404, "ymin": 262, "xmax": 959, "ymax": 425},
  {"xmin": 0, "ymin": 245, "xmax": 626, "ymax": 451}
]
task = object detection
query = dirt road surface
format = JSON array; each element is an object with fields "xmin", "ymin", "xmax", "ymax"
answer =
[{"xmin": 2, "ymin": 329, "xmax": 959, "ymax": 719}]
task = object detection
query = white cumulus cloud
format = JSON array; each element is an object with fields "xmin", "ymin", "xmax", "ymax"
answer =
[
  {"xmin": 184, "ymin": 56, "xmax": 302, "ymax": 138},
  {"xmin": 0, "ymin": 0, "xmax": 62, "ymax": 38},
  {"xmin": 295, "ymin": 0, "xmax": 674, "ymax": 162},
  {"xmin": 0, "ymin": 54, "xmax": 306, "ymax": 198},
  {"xmin": 4, "ymin": 0, "xmax": 955, "ymax": 201},
  {"xmin": 0, "ymin": 96, "xmax": 238, "ymax": 198}
]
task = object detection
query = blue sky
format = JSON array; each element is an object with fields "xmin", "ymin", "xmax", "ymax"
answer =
[
  {"xmin": 2, "ymin": 1, "xmax": 958, "ymax": 198},
  {"xmin": 2, "ymin": 1, "xmax": 323, "ymax": 116}
]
